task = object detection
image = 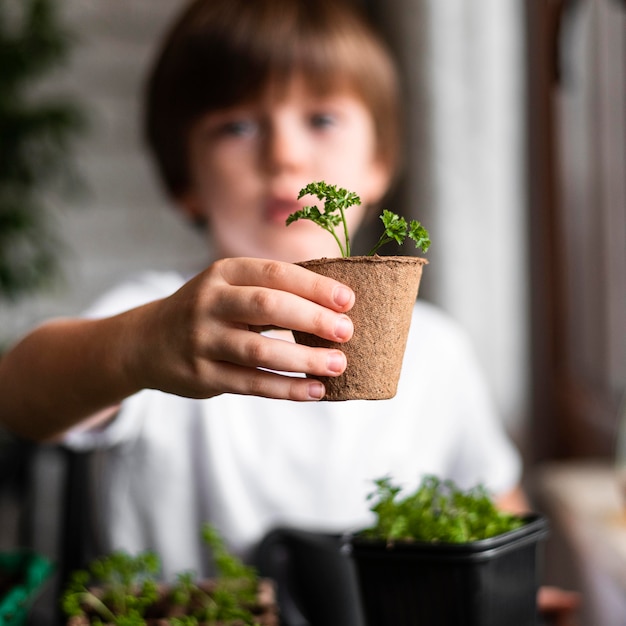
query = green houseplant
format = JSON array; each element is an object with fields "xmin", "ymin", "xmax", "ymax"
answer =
[
  {"xmin": 345, "ymin": 476, "xmax": 549, "ymax": 626},
  {"xmin": 0, "ymin": 3, "xmax": 82, "ymax": 620},
  {"xmin": 61, "ymin": 524, "xmax": 278, "ymax": 626},
  {"xmin": 287, "ymin": 181, "xmax": 430, "ymax": 401},
  {"xmin": 0, "ymin": 0, "xmax": 85, "ymax": 304}
]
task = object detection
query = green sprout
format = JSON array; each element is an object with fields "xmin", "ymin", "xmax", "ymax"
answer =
[
  {"xmin": 364, "ymin": 475, "xmax": 524, "ymax": 544},
  {"xmin": 60, "ymin": 551, "xmax": 160, "ymax": 625},
  {"xmin": 286, "ymin": 181, "xmax": 431, "ymax": 258},
  {"xmin": 60, "ymin": 525, "xmax": 264, "ymax": 625}
]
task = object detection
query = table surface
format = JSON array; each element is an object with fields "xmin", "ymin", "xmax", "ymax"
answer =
[{"xmin": 533, "ymin": 459, "xmax": 626, "ymax": 591}]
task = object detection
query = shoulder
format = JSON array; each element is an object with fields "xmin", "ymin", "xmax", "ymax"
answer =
[{"xmin": 82, "ymin": 270, "xmax": 188, "ymax": 319}]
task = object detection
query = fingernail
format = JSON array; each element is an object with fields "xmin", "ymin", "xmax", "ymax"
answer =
[
  {"xmin": 334, "ymin": 315, "xmax": 353, "ymax": 340},
  {"xmin": 333, "ymin": 285, "xmax": 353, "ymax": 308},
  {"xmin": 308, "ymin": 382, "xmax": 325, "ymax": 400},
  {"xmin": 327, "ymin": 351, "xmax": 346, "ymax": 374}
]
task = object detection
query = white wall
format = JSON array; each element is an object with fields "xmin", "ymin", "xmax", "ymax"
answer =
[{"xmin": 0, "ymin": 0, "xmax": 207, "ymax": 342}]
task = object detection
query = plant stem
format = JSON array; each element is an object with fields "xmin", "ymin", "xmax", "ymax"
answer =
[
  {"xmin": 327, "ymin": 225, "xmax": 347, "ymax": 257},
  {"xmin": 78, "ymin": 592, "xmax": 118, "ymax": 623},
  {"xmin": 367, "ymin": 236, "xmax": 393, "ymax": 256},
  {"xmin": 339, "ymin": 206, "xmax": 350, "ymax": 257}
]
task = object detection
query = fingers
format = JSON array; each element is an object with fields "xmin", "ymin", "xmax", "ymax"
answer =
[
  {"xmin": 537, "ymin": 586, "xmax": 581, "ymax": 613},
  {"xmin": 216, "ymin": 257, "xmax": 355, "ymax": 312},
  {"xmin": 212, "ymin": 328, "xmax": 347, "ymax": 376},
  {"xmin": 537, "ymin": 586, "xmax": 581, "ymax": 626},
  {"xmin": 208, "ymin": 362, "xmax": 328, "ymax": 401},
  {"xmin": 220, "ymin": 286, "xmax": 354, "ymax": 342},
  {"xmin": 210, "ymin": 258, "xmax": 355, "ymax": 343}
]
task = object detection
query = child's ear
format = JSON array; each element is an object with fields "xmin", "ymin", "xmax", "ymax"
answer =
[{"xmin": 176, "ymin": 191, "xmax": 208, "ymax": 228}]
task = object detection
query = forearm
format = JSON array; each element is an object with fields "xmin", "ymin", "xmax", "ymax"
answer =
[
  {"xmin": 0, "ymin": 312, "xmax": 145, "ymax": 441},
  {"xmin": 0, "ymin": 260, "xmax": 357, "ymax": 439}
]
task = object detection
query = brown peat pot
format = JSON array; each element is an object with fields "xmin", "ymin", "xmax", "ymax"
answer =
[{"xmin": 293, "ymin": 255, "xmax": 427, "ymax": 401}]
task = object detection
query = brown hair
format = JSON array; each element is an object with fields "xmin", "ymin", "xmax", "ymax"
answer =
[{"xmin": 144, "ymin": 0, "xmax": 403, "ymax": 200}]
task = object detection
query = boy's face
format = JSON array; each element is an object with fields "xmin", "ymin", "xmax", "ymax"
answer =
[{"xmin": 181, "ymin": 75, "xmax": 390, "ymax": 262}]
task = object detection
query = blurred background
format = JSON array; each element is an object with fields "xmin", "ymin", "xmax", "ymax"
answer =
[{"xmin": 0, "ymin": 0, "xmax": 624, "ymax": 624}]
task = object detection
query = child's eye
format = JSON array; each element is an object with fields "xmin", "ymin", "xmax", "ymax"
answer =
[
  {"xmin": 218, "ymin": 119, "xmax": 258, "ymax": 137},
  {"xmin": 309, "ymin": 113, "xmax": 337, "ymax": 129}
]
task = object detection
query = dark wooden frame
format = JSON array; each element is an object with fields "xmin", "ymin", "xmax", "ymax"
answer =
[{"xmin": 525, "ymin": 0, "xmax": 626, "ymax": 461}]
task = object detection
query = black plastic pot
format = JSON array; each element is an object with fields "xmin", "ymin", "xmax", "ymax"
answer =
[{"xmin": 345, "ymin": 514, "xmax": 549, "ymax": 626}]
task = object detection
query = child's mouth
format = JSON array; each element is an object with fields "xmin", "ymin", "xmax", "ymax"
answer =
[{"xmin": 265, "ymin": 198, "xmax": 301, "ymax": 225}]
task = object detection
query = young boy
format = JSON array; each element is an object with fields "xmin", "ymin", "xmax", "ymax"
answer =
[{"xmin": 0, "ymin": 0, "xmax": 524, "ymax": 579}]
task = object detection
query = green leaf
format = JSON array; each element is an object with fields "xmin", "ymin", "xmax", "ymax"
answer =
[
  {"xmin": 380, "ymin": 209, "xmax": 408, "ymax": 245},
  {"xmin": 0, "ymin": 0, "xmax": 87, "ymax": 304},
  {"xmin": 288, "ymin": 181, "xmax": 431, "ymax": 258},
  {"xmin": 408, "ymin": 220, "xmax": 431, "ymax": 253},
  {"xmin": 365, "ymin": 475, "xmax": 524, "ymax": 544}
]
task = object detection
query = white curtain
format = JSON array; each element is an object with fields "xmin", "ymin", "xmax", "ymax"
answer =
[{"xmin": 374, "ymin": 0, "xmax": 529, "ymax": 434}]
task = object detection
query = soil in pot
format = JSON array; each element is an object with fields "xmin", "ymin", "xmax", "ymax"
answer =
[
  {"xmin": 65, "ymin": 577, "xmax": 279, "ymax": 625},
  {"xmin": 293, "ymin": 255, "xmax": 427, "ymax": 401}
]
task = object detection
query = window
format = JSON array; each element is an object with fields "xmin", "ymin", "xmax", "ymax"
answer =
[{"xmin": 526, "ymin": 0, "xmax": 626, "ymax": 459}]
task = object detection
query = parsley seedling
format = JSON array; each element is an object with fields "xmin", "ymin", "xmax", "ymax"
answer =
[
  {"xmin": 364, "ymin": 475, "xmax": 524, "ymax": 544},
  {"xmin": 286, "ymin": 181, "xmax": 431, "ymax": 258},
  {"xmin": 60, "ymin": 551, "xmax": 160, "ymax": 625},
  {"xmin": 61, "ymin": 525, "xmax": 264, "ymax": 625}
]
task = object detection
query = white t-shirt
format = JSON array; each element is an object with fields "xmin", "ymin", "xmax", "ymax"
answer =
[{"xmin": 65, "ymin": 270, "xmax": 521, "ymax": 580}]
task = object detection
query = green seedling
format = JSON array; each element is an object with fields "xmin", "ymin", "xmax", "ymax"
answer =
[
  {"xmin": 60, "ymin": 551, "xmax": 160, "ymax": 625},
  {"xmin": 286, "ymin": 180, "xmax": 431, "ymax": 258},
  {"xmin": 61, "ymin": 525, "xmax": 262, "ymax": 625},
  {"xmin": 364, "ymin": 474, "xmax": 524, "ymax": 544}
]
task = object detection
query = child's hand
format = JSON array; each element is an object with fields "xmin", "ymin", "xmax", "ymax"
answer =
[
  {"xmin": 132, "ymin": 258, "xmax": 355, "ymax": 402},
  {"xmin": 537, "ymin": 586, "xmax": 581, "ymax": 626}
]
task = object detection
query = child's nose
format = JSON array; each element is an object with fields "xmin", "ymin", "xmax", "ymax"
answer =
[{"xmin": 263, "ymin": 123, "xmax": 306, "ymax": 174}]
